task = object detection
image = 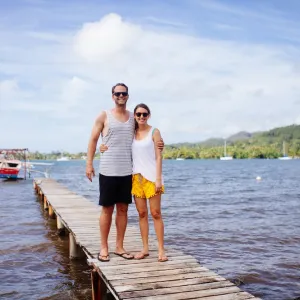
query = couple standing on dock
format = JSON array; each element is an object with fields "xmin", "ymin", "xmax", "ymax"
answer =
[{"xmin": 86, "ymin": 83, "xmax": 168, "ymax": 263}]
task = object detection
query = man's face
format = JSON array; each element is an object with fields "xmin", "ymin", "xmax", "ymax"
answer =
[{"xmin": 112, "ymin": 85, "xmax": 129, "ymax": 106}]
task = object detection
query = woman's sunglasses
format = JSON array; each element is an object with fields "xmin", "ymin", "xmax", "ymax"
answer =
[
  {"xmin": 135, "ymin": 112, "xmax": 149, "ymax": 117},
  {"xmin": 113, "ymin": 92, "xmax": 128, "ymax": 97}
]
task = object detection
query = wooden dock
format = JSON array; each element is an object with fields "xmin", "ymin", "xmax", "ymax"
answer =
[{"xmin": 33, "ymin": 178, "xmax": 261, "ymax": 300}]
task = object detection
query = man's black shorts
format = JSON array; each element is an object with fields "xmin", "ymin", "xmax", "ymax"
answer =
[{"xmin": 99, "ymin": 174, "xmax": 132, "ymax": 207}]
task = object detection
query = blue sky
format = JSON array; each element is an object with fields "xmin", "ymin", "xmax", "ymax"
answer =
[{"xmin": 1, "ymin": 0, "xmax": 300, "ymax": 152}]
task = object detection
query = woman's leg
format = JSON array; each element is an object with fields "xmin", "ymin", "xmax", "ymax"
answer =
[
  {"xmin": 149, "ymin": 194, "xmax": 168, "ymax": 261},
  {"xmin": 134, "ymin": 196, "xmax": 149, "ymax": 258}
]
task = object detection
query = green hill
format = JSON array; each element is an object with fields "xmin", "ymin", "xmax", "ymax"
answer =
[
  {"xmin": 165, "ymin": 124, "xmax": 300, "ymax": 159},
  {"xmin": 228, "ymin": 131, "xmax": 252, "ymax": 142},
  {"xmin": 251, "ymin": 124, "xmax": 300, "ymax": 144}
]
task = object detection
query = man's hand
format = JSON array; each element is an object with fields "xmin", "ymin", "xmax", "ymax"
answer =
[
  {"xmin": 156, "ymin": 138, "xmax": 164, "ymax": 152},
  {"xmin": 99, "ymin": 144, "xmax": 108, "ymax": 153},
  {"xmin": 86, "ymin": 165, "xmax": 95, "ymax": 182}
]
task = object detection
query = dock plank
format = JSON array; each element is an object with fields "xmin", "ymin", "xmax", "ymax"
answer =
[{"xmin": 119, "ymin": 281, "xmax": 235, "ymax": 299}]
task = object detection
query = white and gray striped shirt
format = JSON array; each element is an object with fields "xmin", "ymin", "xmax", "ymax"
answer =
[{"xmin": 99, "ymin": 110, "xmax": 135, "ymax": 176}]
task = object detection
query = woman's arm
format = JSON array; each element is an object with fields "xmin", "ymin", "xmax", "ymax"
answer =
[{"xmin": 153, "ymin": 128, "xmax": 163, "ymax": 191}]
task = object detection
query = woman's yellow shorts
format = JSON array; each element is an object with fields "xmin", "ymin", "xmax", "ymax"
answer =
[{"xmin": 132, "ymin": 174, "xmax": 165, "ymax": 199}]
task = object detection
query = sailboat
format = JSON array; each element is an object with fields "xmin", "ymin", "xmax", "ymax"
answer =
[
  {"xmin": 56, "ymin": 151, "xmax": 70, "ymax": 161},
  {"xmin": 220, "ymin": 140, "xmax": 233, "ymax": 160},
  {"xmin": 176, "ymin": 149, "xmax": 185, "ymax": 160},
  {"xmin": 278, "ymin": 141, "xmax": 292, "ymax": 160}
]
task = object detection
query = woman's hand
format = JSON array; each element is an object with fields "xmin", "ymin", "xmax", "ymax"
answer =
[
  {"xmin": 155, "ymin": 179, "xmax": 162, "ymax": 193},
  {"xmin": 99, "ymin": 144, "xmax": 108, "ymax": 153}
]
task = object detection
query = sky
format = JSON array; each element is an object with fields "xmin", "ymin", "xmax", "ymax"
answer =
[{"xmin": 1, "ymin": 0, "xmax": 300, "ymax": 152}]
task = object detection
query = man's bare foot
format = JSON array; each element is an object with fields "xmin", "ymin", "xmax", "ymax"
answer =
[
  {"xmin": 134, "ymin": 251, "xmax": 150, "ymax": 260},
  {"xmin": 158, "ymin": 250, "xmax": 168, "ymax": 262},
  {"xmin": 114, "ymin": 248, "xmax": 134, "ymax": 259}
]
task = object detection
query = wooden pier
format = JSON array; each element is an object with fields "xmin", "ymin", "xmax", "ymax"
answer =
[{"xmin": 33, "ymin": 178, "xmax": 261, "ymax": 300}]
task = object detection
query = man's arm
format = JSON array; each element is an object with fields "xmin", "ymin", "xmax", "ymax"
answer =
[
  {"xmin": 86, "ymin": 111, "xmax": 106, "ymax": 182},
  {"xmin": 153, "ymin": 129, "xmax": 163, "ymax": 192}
]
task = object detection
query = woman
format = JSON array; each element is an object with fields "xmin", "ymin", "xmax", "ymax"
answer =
[
  {"xmin": 100, "ymin": 103, "xmax": 168, "ymax": 262},
  {"xmin": 131, "ymin": 103, "xmax": 168, "ymax": 262}
]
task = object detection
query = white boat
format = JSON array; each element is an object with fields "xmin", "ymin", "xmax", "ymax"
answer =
[
  {"xmin": 278, "ymin": 156, "xmax": 292, "ymax": 160},
  {"xmin": 278, "ymin": 141, "xmax": 292, "ymax": 160},
  {"xmin": 57, "ymin": 156, "xmax": 70, "ymax": 161},
  {"xmin": 220, "ymin": 140, "xmax": 233, "ymax": 160},
  {"xmin": 220, "ymin": 156, "xmax": 233, "ymax": 161}
]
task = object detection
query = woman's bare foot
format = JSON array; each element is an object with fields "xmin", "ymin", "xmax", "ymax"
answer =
[
  {"xmin": 158, "ymin": 250, "xmax": 168, "ymax": 262},
  {"xmin": 134, "ymin": 251, "xmax": 150, "ymax": 260}
]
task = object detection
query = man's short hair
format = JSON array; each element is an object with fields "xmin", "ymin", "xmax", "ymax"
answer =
[{"xmin": 112, "ymin": 83, "xmax": 128, "ymax": 94}]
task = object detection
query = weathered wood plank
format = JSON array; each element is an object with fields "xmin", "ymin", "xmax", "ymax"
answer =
[
  {"xmin": 100, "ymin": 260, "xmax": 200, "ymax": 278},
  {"xmin": 114, "ymin": 276, "xmax": 226, "ymax": 293},
  {"xmin": 105, "ymin": 266, "xmax": 208, "ymax": 280},
  {"xmin": 110, "ymin": 271, "xmax": 222, "ymax": 286},
  {"xmin": 119, "ymin": 281, "xmax": 235, "ymax": 299},
  {"xmin": 126, "ymin": 287, "xmax": 248, "ymax": 300}
]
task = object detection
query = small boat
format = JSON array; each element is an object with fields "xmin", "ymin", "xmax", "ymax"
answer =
[
  {"xmin": 0, "ymin": 148, "xmax": 53, "ymax": 179},
  {"xmin": 278, "ymin": 141, "xmax": 292, "ymax": 160},
  {"xmin": 220, "ymin": 156, "xmax": 233, "ymax": 161},
  {"xmin": 220, "ymin": 140, "xmax": 233, "ymax": 160},
  {"xmin": 0, "ymin": 158, "xmax": 22, "ymax": 179},
  {"xmin": 57, "ymin": 156, "xmax": 70, "ymax": 161}
]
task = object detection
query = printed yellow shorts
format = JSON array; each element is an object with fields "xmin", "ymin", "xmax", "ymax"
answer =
[{"xmin": 132, "ymin": 174, "xmax": 165, "ymax": 199}]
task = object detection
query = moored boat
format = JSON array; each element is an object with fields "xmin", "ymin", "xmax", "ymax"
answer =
[{"xmin": 0, "ymin": 159, "xmax": 22, "ymax": 179}]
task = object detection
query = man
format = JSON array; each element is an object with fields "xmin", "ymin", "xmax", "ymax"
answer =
[{"xmin": 86, "ymin": 83, "xmax": 163, "ymax": 262}]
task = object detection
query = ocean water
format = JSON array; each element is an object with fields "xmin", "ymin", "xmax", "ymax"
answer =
[{"xmin": 0, "ymin": 159, "xmax": 299, "ymax": 300}]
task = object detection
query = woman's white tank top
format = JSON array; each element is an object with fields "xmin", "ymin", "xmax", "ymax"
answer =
[{"xmin": 132, "ymin": 127, "xmax": 162, "ymax": 183}]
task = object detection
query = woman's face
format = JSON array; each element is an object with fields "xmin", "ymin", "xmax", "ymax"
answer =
[{"xmin": 135, "ymin": 107, "xmax": 150, "ymax": 126}]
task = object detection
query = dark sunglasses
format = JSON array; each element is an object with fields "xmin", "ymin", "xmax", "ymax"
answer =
[
  {"xmin": 113, "ymin": 92, "xmax": 128, "ymax": 97},
  {"xmin": 135, "ymin": 112, "xmax": 149, "ymax": 117}
]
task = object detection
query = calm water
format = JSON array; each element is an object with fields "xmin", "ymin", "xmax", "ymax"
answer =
[{"xmin": 0, "ymin": 160, "xmax": 299, "ymax": 300}]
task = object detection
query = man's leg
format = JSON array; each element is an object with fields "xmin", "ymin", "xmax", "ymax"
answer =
[
  {"xmin": 99, "ymin": 205, "xmax": 114, "ymax": 260},
  {"xmin": 114, "ymin": 203, "xmax": 133, "ymax": 258}
]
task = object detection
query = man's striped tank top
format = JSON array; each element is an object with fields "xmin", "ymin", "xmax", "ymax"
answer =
[{"xmin": 99, "ymin": 110, "xmax": 135, "ymax": 176}]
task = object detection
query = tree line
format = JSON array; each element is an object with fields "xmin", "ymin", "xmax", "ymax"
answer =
[{"xmin": 27, "ymin": 124, "xmax": 300, "ymax": 160}]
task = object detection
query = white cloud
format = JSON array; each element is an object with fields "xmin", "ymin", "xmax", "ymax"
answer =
[
  {"xmin": 2, "ymin": 12, "xmax": 300, "ymax": 151},
  {"xmin": 74, "ymin": 13, "xmax": 143, "ymax": 63}
]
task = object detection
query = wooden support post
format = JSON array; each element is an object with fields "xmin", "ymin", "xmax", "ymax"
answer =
[
  {"xmin": 43, "ymin": 197, "xmax": 48, "ymax": 210},
  {"xmin": 69, "ymin": 233, "xmax": 84, "ymax": 259},
  {"xmin": 57, "ymin": 216, "xmax": 65, "ymax": 235},
  {"xmin": 91, "ymin": 269, "xmax": 107, "ymax": 300},
  {"xmin": 48, "ymin": 205, "xmax": 55, "ymax": 219},
  {"xmin": 39, "ymin": 190, "xmax": 44, "ymax": 201}
]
